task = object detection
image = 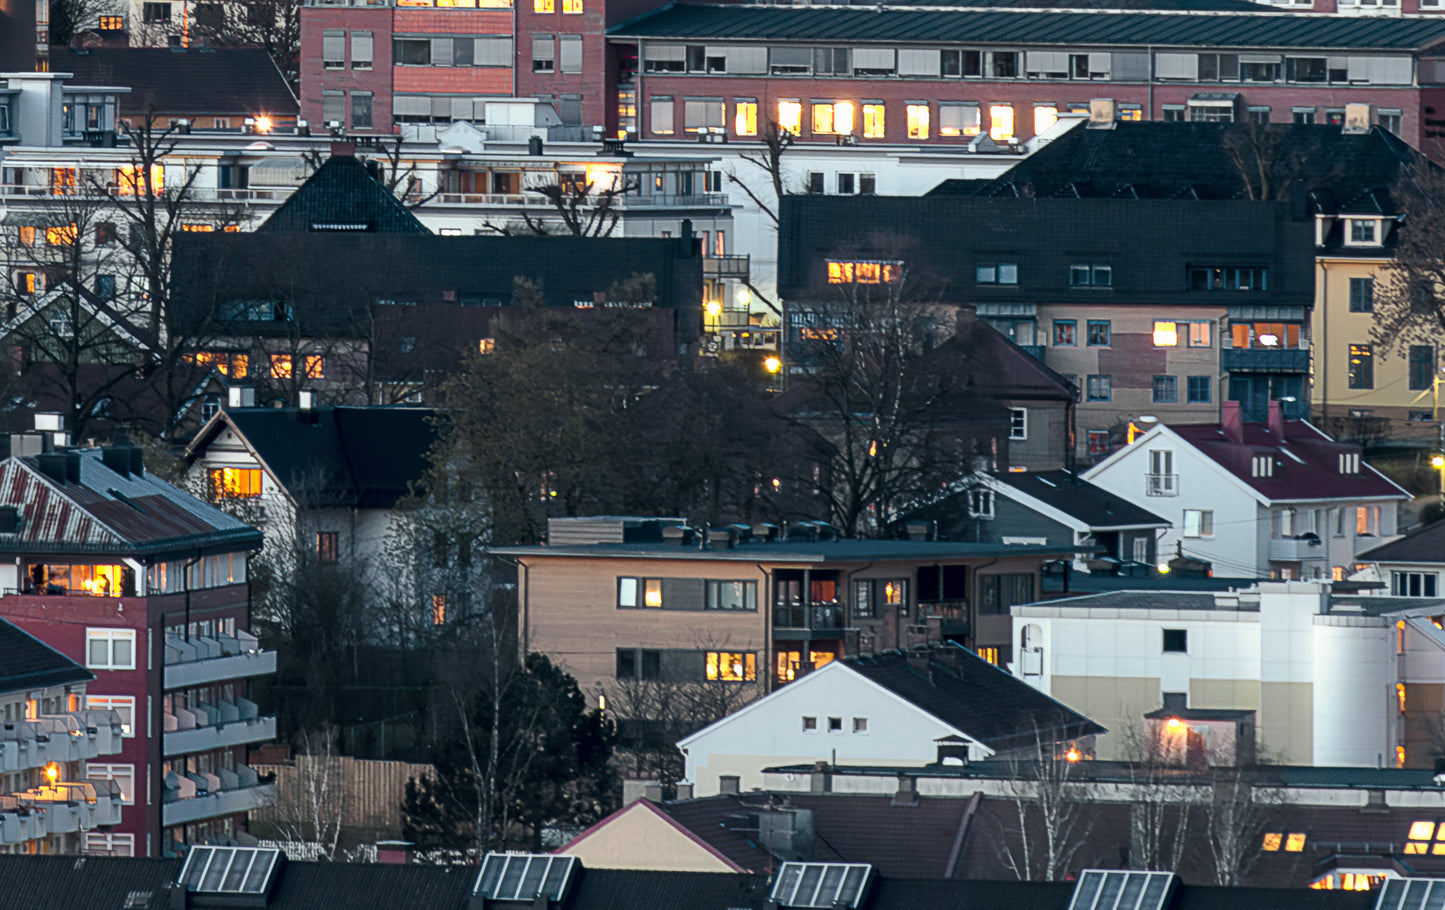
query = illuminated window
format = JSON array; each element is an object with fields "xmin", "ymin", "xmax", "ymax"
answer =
[
  {"xmin": 1398, "ymin": 682, "xmax": 1407, "ymax": 713},
  {"xmin": 51, "ymin": 168, "xmax": 77, "ymax": 194},
  {"xmin": 208, "ymin": 467, "xmax": 263, "ymax": 499},
  {"xmin": 706, "ymin": 651, "xmax": 756, "ymax": 682},
  {"xmin": 1153, "ymin": 321, "xmax": 1179, "ymax": 346},
  {"xmin": 304, "ymin": 355, "xmax": 325, "ymax": 379},
  {"xmin": 827, "ymin": 259, "xmax": 900, "ymax": 284},
  {"xmin": 976, "ymin": 646, "xmax": 999, "ymax": 665},
  {"xmin": 478, "ymin": 338, "xmax": 495, "ymax": 354},
  {"xmin": 734, "ymin": 99, "xmax": 757, "ymax": 136},
  {"xmin": 1285, "ymin": 833, "xmax": 1306, "ymax": 852},
  {"xmin": 862, "ymin": 103, "xmax": 885, "ymax": 138},
  {"xmin": 778, "ymin": 100, "xmax": 802, "ymax": 134},
  {"xmin": 432, "ymin": 594, "xmax": 446, "ymax": 625},
  {"xmin": 45, "ymin": 224, "xmax": 77, "ymax": 246},
  {"xmin": 179, "ymin": 223, "xmax": 214, "ymax": 232},
  {"xmin": 1348, "ymin": 344, "xmax": 1374, "ymax": 389},
  {"xmin": 1032, "ymin": 105, "xmax": 1056, "ymax": 137},
  {"xmin": 990, "ymin": 104, "xmax": 1015, "ymax": 140},
  {"xmin": 17, "ymin": 226, "xmax": 35, "ymax": 246},
  {"xmin": 99, "ymin": 15, "xmax": 123, "ymax": 28},
  {"xmin": 86, "ymin": 696, "xmax": 135, "ymax": 736},
  {"xmin": 906, "ymin": 103, "xmax": 930, "ymax": 139},
  {"xmin": 1262, "ymin": 832, "xmax": 1282, "ymax": 851},
  {"xmin": 116, "ymin": 164, "xmax": 163, "ymax": 195},
  {"xmin": 562, "ymin": 0, "xmax": 581, "ymax": 10},
  {"xmin": 812, "ymin": 101, "xmax": 854, "ymax": 134},
  {"xmin": 1398, "ymin": 745, "xmax": 1407, "ymax": 768},
  {"xmin": 534, "ymin": 0, "xmax": 553, "ymax": 10},
  {"xmin": 1188, "ymin": 322, "xmax": 1212, "ymax": 347},
  {"xmin": 938, "ymin": 102, "xmax": 979, "ymax": 137},
  {"xmin": 270, "ymin": 354, "xmax": 293, "ymax": 379},
  {"xmin": 316, "ymin": 532, "xmax": 339, "ymax": 562},
  {"xmin": 618, "ymin": 576, "xmax": 664, "ymax": 608},
  {"xmin": 882, "ymin": 579, "xmax": 908, "ymax": 614}
]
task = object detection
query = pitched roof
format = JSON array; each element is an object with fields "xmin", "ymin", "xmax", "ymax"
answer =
[
  {"xmin": 989, "ymin": 470, "xmax": 1169, "ymax": 530},
  {"xmin": 55, "ymin": 46, "xmax": 297, "ymax": 118},
  {"xmin": 846, "ymin": 644, "xmax": 1104, "ymax": 750},
  {"xmin": 0, "ymin": 448, "xmax": 260, "ymax": 558},
  {"xmin": 257, "ymin": 155, "xmax": 431, "ymax": 234},
  {"xmin": 608, "ymin": 5, "xmax": 1445, "ymax": 50},
  {"xmin": 186, "ymin": 407, "xmax": 442, "ymax": 509},
  {"xmin": 559, "ymin": 798, "xmax": 749, "ymax": 871},
  {"xmin": 492, "ymin": 538, "xmax": 1086, "ymax": 563},
  {"xmin": 0, "ymin": 616, "xmax": 92, "ymax": 692},
  {"xmin": 1357, "ymin": 519, "xmax": 1445, "ymax": 563}
]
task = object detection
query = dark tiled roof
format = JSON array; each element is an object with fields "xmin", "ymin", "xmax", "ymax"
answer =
[
  {"xmin": 187, "ymin": 407, "xmax": 441, "ymax": 509},
  {"xmin": 55, "ymin": 46, "xmax": 297, "ymax": 118},
  {"xmin": 848, "ymin": 645, "xmax": 1104, "ymax": 749},
  {"xmin": 859, "ymin": 0, "xmax": 1271, "ymax": 8},
  {"xmin": 926, "ymin": 179, "xmax": 997, "ymax": 197},
  {"xmin": 492, "ymin": 539, "xmax": 1085, "ymax": 562},
  {"xmin": 1143, "ymin": 706, "xmax": 1254, "ymax": 720},
  {"xmin": 258, "ymin": 155, "xmax": 431, "ymax": 234},
  {"xmin": 569, "ymin": 867, "xmax": 772, "ymax": 910},
  {"xmin": 608, "ymin": 5, "xmax": 1445, "ymax": 50},
  {"xmin": 0, "ymin": 616, "xmax": 91, "ymax": 692},
  {"xmin": 1024, "ymin": 590, "xmax": 1239, "ymax": 611},
  {"xmin": 0, "ymin": 855, "xmax": 181, "ymax": 910},
  {"xmin": 1358, "ymin": 519, "xmax": 1445, "ymax": 563},
  {"xmin": 990, "ymin": 470, "xmax": 1168, "ymax": 530},
  {"xmin": 265, "ymin": 859, "xmax": 475, "ymax": 909}
]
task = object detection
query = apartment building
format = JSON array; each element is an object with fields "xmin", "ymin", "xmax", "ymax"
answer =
[
  {"xmin": 0, "ymin": 616, "xmax": 128, "ymax": 854},
  {"xmin": 0, "ymin": 442, "xmax": 274, "ymax": 857}
]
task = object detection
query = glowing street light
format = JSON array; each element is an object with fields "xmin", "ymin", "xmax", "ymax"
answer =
[{"xmin": 764, "ymin": 356, "xmax": 781, "ymax": 374}]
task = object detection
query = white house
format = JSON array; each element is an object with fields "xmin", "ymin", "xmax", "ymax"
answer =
[
  {"xmin": 1083, "ymin": 400, "xmax": 1408, "ymax": 580},
  {"xmin": 1355, "ymin": 520, "xmax": 1445, "ymax": 598},
  {"xmin": 1012, "ymin": 581, "xmax": 1445, "ymax": 767},
  {"xmin": 678, "ymin": 644, "xmax": 1101, "ymax": 797}
]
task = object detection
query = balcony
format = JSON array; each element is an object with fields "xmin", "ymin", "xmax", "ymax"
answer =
[
  {"xmin": 773, "ymin": 602, "xmax": 847, "ymax": 639},
  {"xmin": 1221, "ymin": 347, "xmax": 1310, "ymax": 374},
  {"xmin": 1268, "ymin": 535, "xmax": 1327, "ymax": 563},
  {"xmin": 163, "ymin": 700, "xmax": 275, "ymax": 758},
  {"xmin": 703, "ymin": 255, "xmax": 751, "ymax": 281},
  {"xmin": 920, "ymin": 600, "xmax": 969, "ymax": 635},
  {"xmin": 6, "ymin": 779, "xmax": 124, "ymax": 838},
  {"xmin": 1146, "ymin": 474, "xmax": 1178, "ymax": 497},
  {"xmin": 0, "ymin": 710, "xmax": 124, "ymax": 773},
  {"xmin": 430, "ymin": 191, "xmax": 729, "ymax": 211},
  {"xmin": 161, "ymin": 764, "xmax": 276, "ymax": 826},
  {"xmin": 164, "ymin": 632, "xmax": 277, "ymax": 690}
]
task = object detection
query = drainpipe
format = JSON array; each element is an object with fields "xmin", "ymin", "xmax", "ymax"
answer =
[
  {"xmin": 1320, "ymin": 259, "xmax": 1329, "ymax": 425},
  {"xmin": 182, "ymin": 554, "xmax": 202, "ymax": 642},
  {"xmin": 1147, "ymin": 46, "xmax": 1155, "ymax": 121}
]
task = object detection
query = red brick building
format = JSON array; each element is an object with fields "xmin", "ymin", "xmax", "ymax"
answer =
[{"xmin": 0, "ymin": 442, "xmax": 272, "ymax": 857}]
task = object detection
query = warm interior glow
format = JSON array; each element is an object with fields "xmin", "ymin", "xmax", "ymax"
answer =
[
  {"xmin": 764, "ymin": 356, "xmax": 781, "ymax": 374},
  {"xmin": 777, "ymin": 101, "xmax": 802, "ymax": 135},
  {"xmin": 1152, "ymin": 322, "xmax": 1178, "ymax": 346},
  {"xmin": 989, "ymin": 104, "xmax": 1015, "ymax": 141},
  {"xmin": 208, "ymin": 467, "xmax": 263, "ymax": 499},
  {"xmin": 705, "ymin": 300, "xmax": 722, "ymax": 317},
  {"xmin": 643, "ymin": 579, "xmax": 663, "ymax": 607},
  {"xmin": 254, "ymin": 115, "xmax": 273, "ymax": 133},
  {"xmin": 1065, "ymin": 748, "xmax": 1081, "ymax": 762},
  {"xmin": 44, "ymin": 762, "xmax": 59, "ymax": 784},
  {"xmin": 1166, "ymin": 717, "xmax": 1182, "ymax": 729},
  {"xmin": 834, "ymin": 101, "xmax": 856, "ymax": 134},
  {"xmin": 1033, "ymin": 105, "xmax": 1057, "ymax": 137}
]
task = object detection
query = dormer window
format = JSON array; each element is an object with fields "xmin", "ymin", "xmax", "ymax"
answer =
[
  {"xmin": 1339, "ymin": 452, "xmax": 1361, "ymax": 474},
  {"xmin": 1252, "ymin": 455, "xmax": 1274, "ymax": 478},
  {"xmin": 1347, "ymin": 218, "xmax": 1381, "ymax": 246}
]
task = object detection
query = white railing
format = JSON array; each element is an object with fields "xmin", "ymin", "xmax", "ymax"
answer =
[{"xmin": 1146, "ymin": 474, "xmax": 1178, "ymax": 497}]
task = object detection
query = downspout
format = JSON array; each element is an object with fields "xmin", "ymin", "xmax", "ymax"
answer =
[
  {"xmin": 1320, "ymin": 259, "xmax": 1329, "ymax": 424},
  {"xmin": 1147, "ymin": 47, "xmax": 1155, "ymax": 121},
  {"xmin": 758, "ymin": 563, "xmax": 772, "ymax": 691},
  {"xmin": 182, "ymin": 554, "xmax": 202, "ymax": 642}
]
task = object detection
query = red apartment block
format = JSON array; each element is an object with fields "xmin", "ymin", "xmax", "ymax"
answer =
[{"xmin": 0, "ymin": 443, "xmax": 272, "ymax": 858}]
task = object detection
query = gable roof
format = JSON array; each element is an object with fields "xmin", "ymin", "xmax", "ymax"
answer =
[
  {"xmin": 0, "ymin": 448, "xmax": 260, "ymax": 558},
  {"xmin": 0, "ymin": 616, "xmax": 92, "ymax": 692},
  {"xmin": 257, "ymin": 155, "xmax": 431, "ymax": 234},
  {"xmin": 559, "ymin": 798, "xmax": 749, "ymax": 872},
  {"xmin": 55, "ymin": 46, "xmax": 297, "ymax": 118},
  {"xmin": 846, "ymin": 644, "xmax": 1104, "ymax": 751},
  {"xmin": 1357, "ymin": 519, "xmax": 1445, "ymax": 564},
  {"xmin": 987, "ymin": 469, "xmax": 1169, "ymax": 531},
  {"xmin": 186, "ymin": 406, "xmax": 442, "ymax": 509}
]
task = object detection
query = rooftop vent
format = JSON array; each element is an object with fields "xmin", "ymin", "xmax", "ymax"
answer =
[
  {"xmin": 769, "ymin": 863, "xmax": 873, "ymax": 910},
  {"xmin": 178, "ymin": 846, "xmax": 284, "ymax": 904},
  {"xmin": 1067, "ymin": 871, "xmax": 1176, "ymax": 910},
  {"xmin": 473, "ymin": 853, "xmax": 578, "ymax": 905}
]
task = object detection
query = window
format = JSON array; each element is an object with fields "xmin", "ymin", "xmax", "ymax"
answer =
[
  {"xmin": 534, "ymin": 0, "xmax": 552, "ymax": 9},
  {"xmin": 350, "ymin": 92, "xmax": 373, "ymax": 130},
  {"xmin": 1189, "ymin": 266, "xmax": 1269, "ymax": 291},
  {"xmin": 86, "ymin": 695, "xmax": 135, "ymax": 736},
  {"xmin": 432, "ymin": 594, "xmax": 446, "ymax": 625},
  {"xmin": 1009, "ymin": 408, "xmax": 1028, "ymax": 440},
  {"xmin": 86, "ymin": 629, "xmax": 135, "ymax": 670},
  {"xmin": 1393, "ymin": 572, "xmax": 1439, "ymax": 597},
  {"xmin": 989, "ymin": 104, "xmax": 1015, "ymax": 141},
  {"xmin": 323, "ymin": 30, "xmax": 345, "ymax": 68},
  {"xmin": 351, "ymin": 31, "xmax": 372, "ymax": 69},
  {"xmin": 811, "ymin": 101, "xmax": 855, "ymax": 135},
  {"xmin": 803, "ymin": 716, "xmax": 817, "ymax": 731},
  {"xmin": 1379, "ymin": 109, "xmax": 1403, "ymax": 134},
  {"xmin": 532, "ymin": 35, "xmax": 555, "ymax": 72},
  {"xmin": 906, "ymin": 103, "xmax": 929, "ymax": 139},
  {"xmin": 979, "ymin": 573, "xmax": 1035, "ymax": 615},
  {"xmin": 1349, "ymin": 219, "xmax": 1379, "ymax": 244},
  {"xmin": 1072, "ymin": 265, "xmax": 1111, "ymax": 288},
  {"xmin": 1285, "ymin": 833, "xmax": 1307, "ymax": 852},
  {"xmin": 859, "ymin": 174, "xmax": 876, "ymax": 195},
  {"xmin": 1088, "ymin": 430, "xmax": 1110, "ymax": 456},
  {"xmin": 208, "ymin": 467, "xmax": 262, "ymax": 499},
  {"xmin": 322, "ymin": 92, "xmax": 344, "ymax": 126},
  {"xmin": 1187, "ymin": 375, "xmax": 1212, "ymax": 404},
  {"xmin": 650, "ymin": 96, "xmax": 674, "ymax": 135},
  {"xmin": 881, "ymin": 579, "xmax": 909, "ymax": 616},
  {"xmin": 777, "ymin": 99, "xmax": 803, "ymax": 134},
  {"xmin": 1183, "ymin": 509, "xmax": 1213, "ymax": 537},
  {"xmin": 1087, "ymin": 320, "xmax": 1111, "ymax": 346},
  {"xmin": 684, "ymin": 98, "xmax": 724, "ymax": 133},
  {"xmin": 1349, "ymin": 277, "xmax": 1374, "ymax": 313},
  {"xmin": 99, "ymin": 14, "xmax": 123, "ymax": 28},
  {"xmin": 1053, "ymin": 320, "xmax": 1077, "ymax": 346},
  {"xmin": 826, "ymin": 716, "xmax": 843, "ymax": 732},
  {"xmin": 316, "ymin": 532, "xmax": 339, "ymax": 562},
  {"xmin": 806, "ymin": 172, "xmax": 825, "ymax": 194},
  {"xmin": 563, "ymin": 0, "xmax": 581, "ymax": 11},
  {"xmin": 1162, "ymin": 629, "xmax": 1188, "ymax": 652},
  {"xmin": 89, "ymin": 763, "xmax": 135, "ymax": 804},
  {"xmin": 1153, "ymin": 321, "xmax": 1179, "ymax": 346},
  {"xmin": 95, "ymin": 275, "xmax": 116, "ymax": 301},
  {"xmin": 85, "ymin": 832, "xmax": 134, "ymax": 856},
  {"xmin": 967, "ymin": 488, "xmax": 994, "ymax": 519},
  {"xmin": 1263, "ymin": 833, "xmax": 1283, "ymax": 852},
  {"xmin": 1248, "ymin": 106, "xmax": 1271, "ymax": 123},
  {"xmin": 734, "ymin": 99, "xmax": 757, "ymax": 136},
  {"xmin": 617, "ymin": 577, "xmax": 663, "ymax": 608},
  {"xmin": 1348, "ymin": 344, "xmax": 1374, "ymax": 389},
  {"xmin": 853, "ymin": 717, "xmax": 868, "ymax": 733},
  {"xmin": 1187, "ymin": 322, "xmax": 1212, "ymax": 347},
  {"xmin": 837, "ymin": 173, "xmax": 855, "ymax": 194},
  {"xmin": 1032, "ymin": 104, "xmax": 1055, "ymax": 137},
  {"xmin": 1153, "ymin": 376, "xmax": 1178, "ymax": 404},
  {"xmin": 862, "ymin": 102, "xmax": 886, "ymax": 138},
  {"xmin": 269, "ymin": 354, "xmax": 293, "ymax": 379},
  {"xmin": 1162, "ymin": 106, "xmax": 1185, "ymax": 122},
  {"xmin": 1411, "ymin": 345, "xmax": 1436, "ymax": 392},
  {"xmin": 560, "ymin": 34, "xmax": 582, "ymax": 73},
  {"xmin": 853, "ymin": 579, "xmax": 872, "ymax": 618},
  {"xmin": 616, "ymin": 648, "xmax": 661, "ymax": 681},
  {"xmin": 706, "ymin": 651, "xmax": 756, "ymax": 682},
  {"xmin": 1086, "ymin": 375, "xmax": 1111, "ymax": 401},
  {"xmin": 142, "ymin": 1, "xmax": 170, "ymax": 20},
  {"xmin": 977, "ymin": 263, "xmax": 1018, "ymax": 285},
  {"xmin": 705, "ymin": 580, "xmax": 757, "ymax": 611}
]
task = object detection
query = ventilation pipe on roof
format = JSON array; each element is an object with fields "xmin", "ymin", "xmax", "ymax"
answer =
[
  {"xmin": 1221, "ymin": 400, "xmax": 1244, "ymax": 444},
  {"xmin": 1267, "ymin": 399, "xmax": 1285, "ymax": 441},
  {"xmin": 1087, "ymin": 99, "xmax": 1117, "ymax": 129},
  {"xmin": 1343, "ymin": 103, "xmax": 1371, "ymax": 135}
]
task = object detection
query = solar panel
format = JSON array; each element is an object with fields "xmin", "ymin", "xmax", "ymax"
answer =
[
  {"xmin": 1376, "ymin": 878, "xmax": 1445, "ymax": 910},
  {"xmin": 1067, "ymin": 871, "xmax": 1176, "ymax": 910},
  {"xmin": 769, "ymin": 862, "xmax": 873, "ymax": 909},
  {"xmin": 177, "ymin": 846, "xmax": 282, "ymax": 896},
  {"xmin": 473, "ymin": 853, "xmax": 579, "ymax": 902}
]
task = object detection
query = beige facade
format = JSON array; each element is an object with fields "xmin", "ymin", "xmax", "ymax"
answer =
[{"xmin": 559, "ymin": 800, "xmax": 742, "ymax": 872}]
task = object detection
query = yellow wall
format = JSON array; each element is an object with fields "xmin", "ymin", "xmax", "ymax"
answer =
[
  {"xmin": 1313, "ymin": 256, "xmax": 1428, "ymax": 422},
  {"xmin": 559, "ymin": 801, "xmax": 739, "ymax": 872}
]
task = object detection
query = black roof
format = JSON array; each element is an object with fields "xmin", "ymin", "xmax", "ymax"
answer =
[
  {"xmin": 608, "ymin": 5, "xmax": 1445, "ymax": 50},
  {"xmin": 56, "ymin": 46, "xmax": 297, "ymax": 118},
  {"xmin": 989, "ymin": 469, "xmax": 1169, "ymax": 530},
  {"xmin": 1357, "ymin": 519, "xmax": 1445, "ymax": 563},
  {"xmin": 258, "ymin": 155, "xmax": 431, "ymax": 235},
  {"xmin": 877, "ymin": 0, "xmax": 1271, "ymax": 9},
  {"xmin": 0, "ymin": 616, "xmax": 91, "ymax": 692},
  {"xmin": 847, "ymin": 643, "xmax": 1105, "ymax": 750},
  {"xmin": 186, "ymin": 407, "xmax": 441, "ymax": 509}
]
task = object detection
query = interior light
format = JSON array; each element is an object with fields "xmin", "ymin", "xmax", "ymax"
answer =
[
  {"xmin": 1166, "ymin": 717, "xmax": 1182, "ymax": 729},
  {"xmin": 705, "ymin": 300, "xmax": 722, "ymax": 317},
  {"xmin": 1065, "ymin": 748, "xmax": 1081, "ymax": 763},
  {"xmin": 764, "ymin": 356, "xmax": 781, "ymax": 374},
  {"xmin": 44, "ymin": 761, "xmax": 60, "ymax": 784},
  {"xmin": 1432, "ymin": 455, "xmax": 1444, "ymax": 469},
  {"xmin": 254, "ymin": 115, "xmax": 273, "ymax": 134}
]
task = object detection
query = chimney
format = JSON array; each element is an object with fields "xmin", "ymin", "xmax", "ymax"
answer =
[
  {"xmin": 810, "ymin": 761, "xmax": 831, "ymax": 793},
  {"xmin": 1087, "ymin": 99, "xmax": 1117, "ymax": 129},
  {"xmin": 101, "ymin": 445, "xmax": 134, "ymax": 477},
  {"xmin": 1221, "ymin": 400, "xmax": 1244, "ymax": 444},
  {"xmin": 675, "ymin": 782, "xmax": 694, "ymax": 799},
  {"xmin": 329, "ymin": 141, "xmax": 355, "ymax": 158},
  {"xmin": 1343, "ymin": 103, "xmax": 1371, "ymax": 135},
  {"xmin": 298, "ymin": 389, "xmax": 317, "ymax": 410},
  {"xmin": 374, "ymin": 841, "xmax": 413, "ymax": 864},
  {"xmin": 718, "ymin": 776, "xmax": 740, "ymax": 796},
  {"xmin": 1267, "ymin": 399, "xmax": 1286, "ymax": 441},
  {"xmin": 935, "ymin": 736, "xmax": 969, "ymax": 765}
]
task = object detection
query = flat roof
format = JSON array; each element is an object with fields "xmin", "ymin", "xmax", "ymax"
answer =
[{"xmin": 492, "ymin": 539, "xmax": 1091, "ymax": 563}]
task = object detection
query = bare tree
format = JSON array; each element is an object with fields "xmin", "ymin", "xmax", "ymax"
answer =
[
  {"xmin": 1206, "ymin": 771, "xmax": 1274, "ymax": 886},
  {"xmin": 1219, "ymin": 121, "xmax": 1310, "ymax": 202},
  {"xmin": 997, "ymin": 734, "xmax": 1092, "ymax": 881},
  {"xmin": 189, "ymin": 0, "xmax": 304, "ymax": 81},
  {"xmin": 483, "ymin": 175, "xmax": 641, "ymax": 238},
  {"xmin": 48, "ymin": 0, "xmax": 122, "ymax": 44},
  {"xmin": 726, "ymin": 121, "xmax": 795, "ymax": 227},
  {"xmin": 1368, "ymin": 162, "xmax": 1445, "ymax": 363},
  {"xmin": 268, "ymin": 727, "xmax": 348, "ymax": 859}
]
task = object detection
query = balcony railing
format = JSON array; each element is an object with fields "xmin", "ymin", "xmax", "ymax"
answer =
[
  {"xmin": 1221, "ymin": 347, "xmax": 1310, "ymax": 374},
  {"xmin": 919, "ymin": 599, "xmax": 969, "ymax": 632},
  {"xmin": 4, "ymin": 778, "xmax": 124, "ymax": 838},
  {"xmin": 704, "ymin": 254, "xmax": 750, "ymax": 280},
  {"xmin": 432, "ymin": 191, "xmax": 729, "ymax": 210},
  {"xmin": 162, "ymin": 700, "xmax": 275, "ymax": 758},
  {"xmin": 773, "ymin": 602, "xmax": 846, "ymax": 633},
  {"xmin": 0, "ymin": 709, "xmax": 124, "ymax": 773},
  {"xmin": 1146, "ymin": 474, "xmax": 1178, "ymax": 497},
  {"xmin": 1268, "ymin": 535, "xmax": 1326, "ymax": 562},
  {"xmin": 161, "ymin": 764, "xmax": 276, "ymax": 826},
  {"xmin": 164, "ymin": 632, "xmax": 277, "ymax": 690}
]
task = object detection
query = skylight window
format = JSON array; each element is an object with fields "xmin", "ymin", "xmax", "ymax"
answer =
[
  {"xmin": 474, "ymin": 853, "xmax": 578, "ymax": 903},
  {"xmin": 178, "ymin": 847, "xmax": 282, "ymax": 896},
  {"xmin": 1374, "ymin": 877, "xmax": 1445, "ymax": 910},
  {"xmin": 1067, "ymin": 871, "xmax": 1176, "ymax": 910},
  {"xmin": 770, "ymin": 863, "xmax": 873, "ymax": 909}
]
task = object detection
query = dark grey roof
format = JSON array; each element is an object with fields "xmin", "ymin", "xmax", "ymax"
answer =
[
  {"xmin": 1329, "ymin": 594, "xmax": 1445, "ymax": 616},
  {"xmin": 186, "ymin": 407, "xmax": 441, "ymax": 509},
  {"xmin": 990, "ymin": 470, "xmax": 1169, "ymax": 530},
  {"xmin": 1143, "ymin": 706, "xmax": 1254, "ymax": 721},
  {"xmin": 608, "ymin": 5, "xmax": 1445, "ymax": 50},
  {"xmin": 0, "ymin": 856, "xmax": 180, "ymax": 910},
  {"xmin": 1357, "ymin": 520, "xmax": 1445, "ymax": 563},
  {"xmin": 258, "ymin": 155, "xmax": 431, "ymax": 235},
  {"xmin": 0, "ymin": 617, "xmax": 92, "ymax": 692},
  {"xmin": 1020, "ymin": 590, "xmax": 1243, "ymax": 611},
  {"xmin": 56, "ymin": 46, "xmax": 297, "ymax": 118},
  {"xmin": 492, "ymin": 538, "xmax": 1087, "ymax": 562},
  {"xmin": 847, "ymin": 643, "xmax": 1105, "ymax": 749}
]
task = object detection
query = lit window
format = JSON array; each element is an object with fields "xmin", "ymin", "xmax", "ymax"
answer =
[
  {"xmin": 989, "ymin": 104, "xmax": 1015, "ymax": 141},
  {"xmin": 270, "ymin": 354, "xmax": 293, "ymax": 379},
  {"xmin": 975, "ymin": 646, "xmax": 999, "ymax": 665},
  {"xmin": 562, "ymin": 0, "xmax": 581, "ymax": 10},
  {"xmin": 45, "ymin": 224, "xmax": 77, "ymax": 246},
  {"xmin": 1262, "ymin": 833, "xmax": 1282, "ymax": 851},
  {"xmin": 17, "ymin": 226, "xmax": 35, "ymax": 246},
  {"xmin": 734, "ymin": 99, "xmax": 757, "ymax": 136},
  {"xmin": 534, "ymin": 0, "xmax": 553, "ymax": 10},
  {"xmin": 1187, "ymin": 322, "xmax": 1212, "ymax": 347},
  {"xmin": 906, "ymin": 103, "xmax": 930, "ymax": 139},
  {"xmin": 706, "ymin": 651, "xmax": 756, "ymax": 682},
  {"xmin": 1285, "ymin": 833, "xmax": 1307, "ymax": 852},
  {"xmin": 1031, "ymin": 104, "xmax": 1056, "ymax": 136},
  {"xmin": 778, "ymin": 100, "xmax": 802, "ymax": 135},
  {"xmin": 116, "ymin": 164, "xmax": 164, "ymax": 195},
  {"xmin": 432, "ymin": 594, "xmax": 446, "ymax": 625},
  {"xmin": 316, "ymin": 532, "xmax": 339, "ymax": 562},
  {"xmin": 208, "ymin": 467, "xmax": 263, "ymax": 499},
  {"xmin": 86, "ymin": 695, "xmax": 135, "ymax": 736},
  {"xmin": 479, "ymin": 338, "xmax": 495, "ymax": 354},
  {"xmin": 86, "ymin": 629, "xmax": 136, "ymax": 670},
  {"xmin": 1410, "ymin": 820, "xmax": 1437, "ymax": 841},
  {"xmin": 179, "ymin": 223, "xmax": 214, "ymax": 233},
  {"xmin": 862, "ymin": 102, "xmax": 885, "ymax": 138},
  {"xmin": 1398, "ymin": 682, "xmax": 1407, "ymax": 713},
  {"xmin": 99, "ymin": 15, "xmax": 123, "ymax": 27},
  {"xmin": 304, "ymin": 355, "xmax": 325, "ymax": 379},
  {"xmin": 1398, "ymin": 745, "xmax": 1407, "ymax": 768},
  {"xmin": 1348, "ymin": 344, "xmax": 1374, "ymax": 389},
  {"xmin": 811, "ymin": 101, "xmax": 854, "ymax": 134},
  {"xmin": 617, "ymin": 576, "xmax": 664, "ymax": 608},
  {"xmin": 1153, "ymin": 321, "xmax": 1179, "ymax": 346}
]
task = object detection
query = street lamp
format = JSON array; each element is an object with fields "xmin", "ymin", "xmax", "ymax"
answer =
[
  {"xmin": 764, "ymin": 356, "xmax": 781, "ymax": 374},
  {"xmin": 1432, "ymin": 454, "xmax": 1445, "ymax": 495}
]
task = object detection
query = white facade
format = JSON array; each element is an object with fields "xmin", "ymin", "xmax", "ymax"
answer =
[{"xmin": 678, "ymin": 660, "xmax": 989, "ymax": 797}]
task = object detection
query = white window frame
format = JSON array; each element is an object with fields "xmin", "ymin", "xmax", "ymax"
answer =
[
  {"xmin": 1183, "ymin": 509, "xmax": 1213, "ymax": 538},
  {"xmin": 86, "ymin": 628, "xmax": 136, "ymax": 670},
  {"xmin": 88, "ymin": 762, "xmax": 136, "ymax": 804},
  {"xmin": 1009, "ymin": 408, "xmax": 1027, "ymax": 440},
  {"xmin": 86, "ymin": 694, "xmax": 135, "ymax": 736},
  {"xmin": 84, "ymin": 831, "xmax": 135, "ymax": 856},
  {"xmin": 967, "ymin": 487, "xmax": 994, "ymax": 518}
]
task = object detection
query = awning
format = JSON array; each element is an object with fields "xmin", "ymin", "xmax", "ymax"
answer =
[{"xmin": 1188, "ymin": 93, "xmax": 1239, "ymax": 107}]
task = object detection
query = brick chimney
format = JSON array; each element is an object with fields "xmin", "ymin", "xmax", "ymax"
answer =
[
  {"xmin": 1267, "ymin": 399, "xmax": 1286, "ymax": 441},
  {"xmin": 1221, "ymin": 400, "xmax": 1244, "ymax": 444}
]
